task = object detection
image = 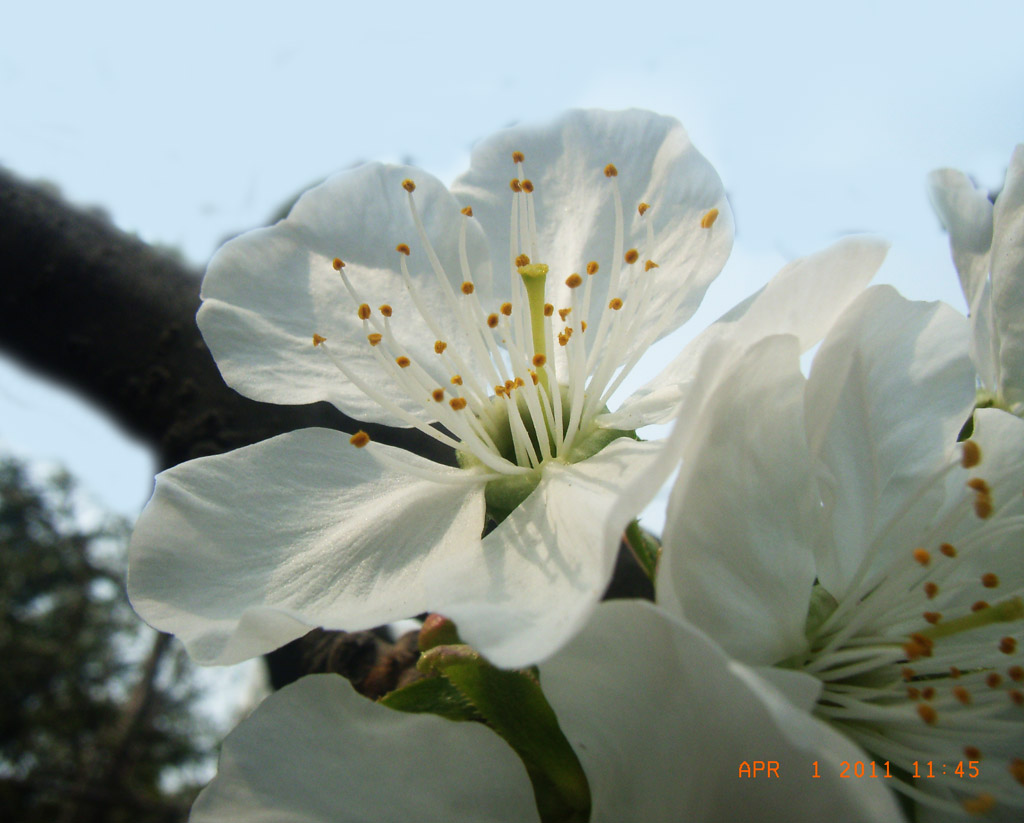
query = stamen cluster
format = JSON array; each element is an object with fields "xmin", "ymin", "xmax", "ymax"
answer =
[
  {"xmin": 313, "ymin": 152, "xmax": 719, "ymax": 480},
  {"xmin": 802, "ymin": 439, "xmax": 1024, "ymax": 815}
]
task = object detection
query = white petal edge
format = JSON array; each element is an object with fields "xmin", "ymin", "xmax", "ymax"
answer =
[
  {"xmin": 804, "ymin": 286, "xmax": 975, "ymax": 595},
  {"xmin": 990, "ymin": 145, "xmax": 1024, "ymax": 409},
  {"xmin": 452, "ymin": 108, "xmax": 733, "ymax": 356},
  {"xmin": 540, "ymin": 601, "xmax": 905, "ymax": 823},
  {"xmin": 659, "ymin": 334, "xmax": 821, "ymax": 665},
  {"xmin": 129, "ymin": 428, "xmax": 486, "ymax": 664},
  {"xmin": 199, "ymin": 163, "xmax": 494, "ymax": 426},
  {"xmin": 603, "ymin": 235, "xmax": 888, "ymax": 430},
  {"xmin": 190, "ymin": 674, "xmax": 539, "ymax": 823}
]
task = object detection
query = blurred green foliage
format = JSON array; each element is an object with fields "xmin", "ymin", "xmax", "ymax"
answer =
[{"xmin": 0, "ymin": 457, "xmax": 209, "ymax": 822}]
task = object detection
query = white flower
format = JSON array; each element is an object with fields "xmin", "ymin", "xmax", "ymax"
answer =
[
  {"xmin": 929, "ymin": 145, "xmax": 1024, "ymax": 415},
  {"xmin": 128, "ymin": 109, "xmax": 885, "ymax": 669},
  {"xmin": 658, "ymin": 286, "xmax": 1024, "ymax": 818},
  {"xmin": 189, "ymin": 602, "xmax": 903, "ymax": 823}
]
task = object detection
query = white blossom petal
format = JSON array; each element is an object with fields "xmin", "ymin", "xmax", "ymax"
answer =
[
  {"xmin": 129, "ymin": 429, "xmax": 486, "ymax": 664},
  {"xmin": 452, "ymin": 109, "xmax": 733, "ymax": 356},
  {"xmin": 440, "ymin": 437, "xmax": 670, "ymax": 668},
  {"xmin": 804, "ymin": 286, "xmax": 975, "ymax": 594},
  {"xmin": 605, "ymin": 236, "xmax": 888, "ymax": 429},
  {"xmin": 990, "ymin": 145, "xmax": 1024, "ymax": 409},
  {"xmin": 659, "ymin": 335, "xmax": 821, "ymax": 664},
  {"xmin": 199, "ymin": 163, "xmax": 493, "ymax": 426},
  {"xmin": 190, "ymin": 674, "xmax": 539, "ymax": 823},
  {"xmin": 541, "ymin": 602, "xmax": 905, "ymax": 823}
]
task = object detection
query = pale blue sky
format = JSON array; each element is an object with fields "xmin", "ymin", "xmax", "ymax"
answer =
[{"xmin": 2, "ymin": 0, "xmax": 1022, "ymax": 521}]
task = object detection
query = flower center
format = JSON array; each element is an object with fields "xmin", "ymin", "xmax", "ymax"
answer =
[
  {"xmin": 794, "ymin": 439, "xmax": 1024, "ymax": 816},
  {"xmin": 312, "ymin": 152, "xmax": 720, "ymax": 487}
]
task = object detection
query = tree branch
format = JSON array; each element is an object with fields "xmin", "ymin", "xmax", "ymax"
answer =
[{"xmin": 0, "ymin": 167, "xmax": 452, "ymax": 469}]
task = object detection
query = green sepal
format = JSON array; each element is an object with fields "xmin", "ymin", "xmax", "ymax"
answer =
[
  {"xmin": 414, "ymin": 645, "xmax": 592, "ymax": 823},
  {"xmin": 624, "ymin": 519, "xmax": 660, "ymax": 582},
  {"xmin": 378, "ymin": 674, "xmax": 482, "ymax": 723}
]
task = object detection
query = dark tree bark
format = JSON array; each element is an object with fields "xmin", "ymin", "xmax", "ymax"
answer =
[{"xmin": 0, "ymin": 167, "xmax": 452, "ymax": 469}]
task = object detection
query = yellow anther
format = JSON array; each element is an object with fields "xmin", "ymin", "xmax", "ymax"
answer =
[
  {"xmin": 982, "ymin": 573, "xmax": 999, "ymax": 588},
  {"xmin": 521, "ymin": 179, "xmax": 534, "ymax": 193},
  {"xmin": 964, "ymin": 745, "xmax": 980, "ymax": 759},
  {"xmin": 461, "ymin": 205, "xmax": 474, "ymax": 217},
  {"xmin": 900, "ymin": 667, "xmax": 915, "ymax": 681},
  {"xmin": 924, "ymin": 581, "xmax": 939, "ymax": 599},
  {"xmin": 532, "ymin": 353, "xmax": 546, "ymax": 367},
  {"xmin": 644, "ymin": 260, "xmax": 659, "ymax": 271},
  {"xmin": 357, "ymin": 304, "xmax": 372, "ymax": 320},
  {"xmin": 922, "ymin": 686, "xmax": 936, "ymax": 700},
  {"xmin": 974, "ymin": 494, "xmax": 993, "ymax": 519},
  {"xmin": 580, "ymin": 320, "xmax": 587, "ymax": 332},
  {"xmin": 1012, "ymin": 690, "xmax": 1024, "ymax": 706},
  {"xmin": 913, "ymin": 548, "xmax": 931, "ymax": 566},
  {"xmin": 1011, "ymin": 759, "xmax": 1024, "ymax": 786},
  {"xmin": 638, "ymin": 202, "xmax": 650, "ymax": 216},
  {"xmin": 515, "ymin": 253, "xmax": 531, "ymax": 267},
  {"xmin": 558, "ymin": 332, "xmax": 569, "ymax": 347},
  {"xmin": 906, "ymin": 686, "xmax": 920, "ymax": 700},
  {"xmin": 504, "ymin": 379, "xmax": 514, "ymax": 392},
  {"xmin": 987, "ymin": 673, "xmax": 1002, "ymax": 688},
  {"xmin": 950, "ymin": 666, "xmax": 962, "ymax": 678},
  {"xmin": 962, "ymin": 794, "xmax": 995, "ymax": 816},
  {"xmin": 967, "ymin": 477, "xmax": 990, "ymax": 494},
  {"xmin": 923, "ymin": 611, "xmax": 942, "ymax": 624},
  {"xmin": 904, "ymin": 633, "xmax": 934, "ymax": 660},
  {"xmin": 450, "ymin": 375, "xmax": 463, "ymax": 385},
  {"xmin": 514, "ymin": 377, "xmax": 524, "ymax": 387},
  {"xmin": 487, "ymin": 313, "xmax": 499, "ymax": 329},
  {"xmin": 999, "ymin": 637, "xmax": 1017, "ymax": 654},
  {"xmin": 434, "ymin": 340, "xmax": 447, "ymax": 354},
  {"xmin": 432, "ymin": 388, "xmax": 445, "ymax": 402},
  {"xmin": 586, "ymin": 261, "xmax": 599, "ymax": 275},
  {"xmin": 379, "ymin": 304, "xmax": 393, "ymax": 317},
  {"xmin": 396, "ymin": 243, "xmax": 411, "ymax": 256},
  {"xmin": 367, "ymin": 333, "xmax": 383, "ymax": 346},
  {"xmin": 543, "ymin": 303, "xmax": 554, "ymax": 317},
  {"xmin": 565, "ymin": 273, "xmax": 583, "ymax": 288},
  {"xmin": 1010, "ymin": 666, "xmax": 1024, "ymax": 682},
  {"xmin": 349, "ymin": 431, "xmax": 371, "ymax": 448},
  {"xmin": 972, "ymin": 600, "xmax": 990, "ymax": 612},
  {"xmin": 449, "ymin": 397, "xmax": 467, "ymax": 411},
  {"xmin": 916, "ymin": 704, "xmax": 937, "ymax": 725},
  {"xmin": 940, "ymin": 543, "xmax": 957, "ymax": 557},
  {"xmin": 624, "ymin": 249, "xmax": 639, "ymax": 264},
  {"xmin": 510, "ymin": 179, "xmax": 523, "ymax": 192},
  {"xmin": 701, "ymin": 208, "xmax": 720, "ymax": 228},
  {"xmin": 558, "ymin": 308, "xmax": 572, "ymax": 321},
  {"xmin": 312, "ymin": 333, "xmax": 327, "ymax": 347},
  {"xmin": 512, "ymin": 151, "xmax": 525, "ymax": 164},
  {"xmin": 953, "ymin": 686, "xmax": 972, "ymax": 704},
  {"xmin": 604, "ymin": 163, "xmax": 618, "ymax": 178},
  {"xmin": 461, "ymin": 281, "xmax": 475, "ymax": 295},
  {"xmin": 332, "ymin": 258, "xmax": 345, "ymax": 270},
  {"xmin": 529, "ymin": 371, "xmax": 538, "ymax": 385},
  {"xmin": 961, "ymin": 440, "xmax": 982, "ymax": 468},
  {"xmin": 396, "ymin": 356, "xmax": 411, "ymax": 368},
  {"xmin": 494, "ymin": 384, "xmax": 506, "ymax": 397},
  {"xmin": 500, "ymin": 302, "xmax": 513, "ymax": 316},
  {"xmin": 608, "ymin": 297, "xmax": 623, "ymax": 311},
  {"xmin": 401, "ymin": 179, "xmax": 416, "ymax": 193}
]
